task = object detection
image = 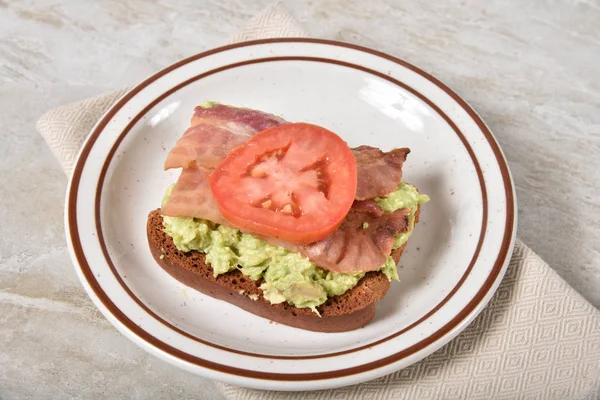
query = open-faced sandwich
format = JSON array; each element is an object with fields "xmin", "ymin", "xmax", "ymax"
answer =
[{"xmin": 147, "ymin": 103, "xmax": 429, "ymax": 332}]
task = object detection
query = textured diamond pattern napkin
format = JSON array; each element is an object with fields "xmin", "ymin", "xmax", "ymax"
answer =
[
  {"xmin": 36, "ymin": 3, "xmax": 600, "ymax": 399},
  {"xmin": 219, "ymin": 241, "xmax": 600, "ymax": 399}
]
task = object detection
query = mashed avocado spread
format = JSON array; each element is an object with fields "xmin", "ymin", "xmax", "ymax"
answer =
[{"xmin": 162, "ymin": 183, "xmax": 429, "ymax": 312}]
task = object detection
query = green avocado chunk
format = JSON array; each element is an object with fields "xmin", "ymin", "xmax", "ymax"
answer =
[
  {"xmin": 375, "ymin": 183, "xmax": 431, "ymax": 249},
  {"xmin": 161, "ymin": 182, "xmax": 429, "ymax": 311}
]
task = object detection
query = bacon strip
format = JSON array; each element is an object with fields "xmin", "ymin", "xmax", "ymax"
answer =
[
  {"xmin": 161, "ymin": 167, "xmax": 226, "ymax": 225},
  {"xmin": 352, "ymin": 145, "xmax": 410, "ymax": 200},
  {"xmin": 190, "ymin": 104, "xmax": 286, "ymax": 132},
  {"xmin": 161, "ymin": 105, "xmax": 413, "ymax": 273},
  {"xmin": 297, "ymin": 202, "xmax": 411, "ymax": 272},
  {"xmin": 164, "ymin": 104, "xmax": 285, "ymax": 170}
]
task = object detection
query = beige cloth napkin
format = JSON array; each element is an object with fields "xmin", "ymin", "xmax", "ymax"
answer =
[{"xmin": 37, "ymin": 4, "xmax": 600, "ymax": 399}]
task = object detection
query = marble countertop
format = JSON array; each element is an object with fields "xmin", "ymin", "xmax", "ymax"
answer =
[{"xmin": 1, "ymin": 0, "xmax": 598, "ymax": 398}]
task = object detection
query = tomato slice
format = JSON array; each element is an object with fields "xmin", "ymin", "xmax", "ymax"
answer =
[{"xmin": 209, "ymin": 123, "xmax": 357, "ymax": 243}]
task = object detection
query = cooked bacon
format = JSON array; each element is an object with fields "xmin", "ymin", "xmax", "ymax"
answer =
[
  {"xmin": 163, "ymin": 124, "xmax": 251, "ymax": 170},
  {"xmin": 161, "ymin": 167, "xmax": 226, "ymax": 225},
  {"xmin": 162, "ymin": 107, "xmax": 413, "ymax": 272},
  {"xmin": 297, "ymin": 203, "xmax": 411, "ymax": 273},
  {"xmin": 351, "ymin": 199, "xmax": 385, "ymax": 217},
  {"xmin": 191, "ymin": 104, "xmax": 286, "ymax": 132},
  {"xmin": 352, "ymin": 145, "xmax": 410, "ymax": 200},
  {"xmin": 164, "ymin": 104, "xmax": 285, "ymax": 170}
]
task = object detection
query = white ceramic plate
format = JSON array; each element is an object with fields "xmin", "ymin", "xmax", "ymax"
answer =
[{"xmin": 66, "ymin": 39, "xmax": 516, "ymax": 391}]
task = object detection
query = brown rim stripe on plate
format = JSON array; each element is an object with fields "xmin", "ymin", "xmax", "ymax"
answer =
[{"xmin": 68, "ymin": 39, "xmax": 515, "ymax": 380}]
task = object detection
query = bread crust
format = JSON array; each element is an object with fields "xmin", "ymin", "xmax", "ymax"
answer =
[{"xmin": 147, "ymin": 209, "xmax": 412, "ymax": 332}]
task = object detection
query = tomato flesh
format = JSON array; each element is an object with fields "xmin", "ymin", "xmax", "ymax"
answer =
[{"xmin": 209, "ymin": 123, "xmax": 357, "ymax": 243}]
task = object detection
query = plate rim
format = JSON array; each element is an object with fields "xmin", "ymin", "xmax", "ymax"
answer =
[{"xmin": 66, "ymin": 38, "xmax": 517, "ymax": 385}]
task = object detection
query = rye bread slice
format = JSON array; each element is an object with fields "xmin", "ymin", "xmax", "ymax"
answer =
[{"xmin": 147, "ymin": 208, "xmax": 415, "ymax": 332}]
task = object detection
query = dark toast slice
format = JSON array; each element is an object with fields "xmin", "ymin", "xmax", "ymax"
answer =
[{"xmin": 147, "ymin": 208, "xmax": 417, "ymax": 332}]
